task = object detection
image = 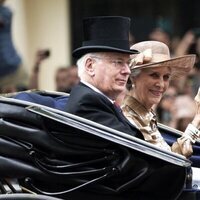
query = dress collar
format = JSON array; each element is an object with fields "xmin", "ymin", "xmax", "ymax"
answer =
[{"xmin": 123, "ymin": 95, "xmax": 156, "ymax": 125}]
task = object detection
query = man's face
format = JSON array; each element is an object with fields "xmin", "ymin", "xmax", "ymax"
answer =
[{"xmin": 89, "ymin": 52, "xmax": 131, "ymax": 100}]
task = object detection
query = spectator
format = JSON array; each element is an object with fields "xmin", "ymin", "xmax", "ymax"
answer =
[
  {"xmin": 174, "ymin": 29, "xmax": 200, "ymax": 95},
  {"xmin": 29, "ymin": 49, "xmax": 79, "ymax": 93},
  {"xmin": 174, "ymin": 95, "xmax": 196, "ymax": 132},
  {"xmin": 156, "ymin": 85, "xmax": 177, "ymax": 127},
  {"xmin": 29, "ymin": 49, "xmax": 50, "ymax": 90},
  {"xmin": 148, "ymin": 17, "xmax": 173, "ymax": 48},
  {"xmin": 149, "ymin": 27, "xmax": 171, "ymax": 47},
  {"xmin": 0, "ymin": 0, "xmax": 28, "ymax": 89},
  {"xmin": 55, "ymin": 65, "xmax": 79, "ymax": 93}
]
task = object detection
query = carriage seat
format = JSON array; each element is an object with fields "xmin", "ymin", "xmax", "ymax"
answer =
[{"xmin": 13, "ymin": 91, "xmax": 68, "ymax": 111}]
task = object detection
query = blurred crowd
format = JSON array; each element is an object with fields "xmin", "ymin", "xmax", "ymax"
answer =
[
  {"xmin": 0, "ymin": 0, "xmax": 79, "ymax": 94},
  {"xmin": 0, "ymin": 0, "xmax": 199, "ymax": 132}
]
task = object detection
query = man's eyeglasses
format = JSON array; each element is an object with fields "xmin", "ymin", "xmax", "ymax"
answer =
[{"xmin": 90, "ymin": 56, "xmax": 131, "ymax": 69}]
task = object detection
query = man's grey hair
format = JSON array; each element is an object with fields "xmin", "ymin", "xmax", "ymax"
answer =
[{"xmin": 76, "ymin": 52, "xmax": 104, "ymax": 80}]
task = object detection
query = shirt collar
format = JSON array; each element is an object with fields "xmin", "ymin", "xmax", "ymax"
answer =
[{"xmin": 81, "ymin": 80, "xmax": 114, "ymax": 103}]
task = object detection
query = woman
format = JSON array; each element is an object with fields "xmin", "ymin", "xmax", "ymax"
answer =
[{"xmin": 122, "ymin": 41, "xmax": 200, "ymax": 158}]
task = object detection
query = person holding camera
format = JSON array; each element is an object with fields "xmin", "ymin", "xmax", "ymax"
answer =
[{"xmin": 29, "ymin": 49, "xmax": 50, "ymax": 90}]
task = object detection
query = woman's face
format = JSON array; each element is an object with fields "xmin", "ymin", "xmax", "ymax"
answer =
[{"xmin": 132, "ymin": 66, "xmax": 171, "ymax": 110}]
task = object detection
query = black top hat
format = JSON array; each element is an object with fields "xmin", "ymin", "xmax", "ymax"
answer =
[{"xmin": 72, "ymin": 16, "xmax": 139, "ymax": 58}]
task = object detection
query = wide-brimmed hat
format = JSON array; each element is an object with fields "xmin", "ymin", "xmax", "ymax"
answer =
[
  {"xmin": 130, "ymin": 41, "xmax": 196, "ymax": 78},
  {"xmin": 72, "ymin": 16, "xmax": 139, "ymax": 58}
]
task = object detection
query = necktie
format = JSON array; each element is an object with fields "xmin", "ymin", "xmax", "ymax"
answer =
[{"xmin": 114, "ymin": 102, "xmax": 122, "ymax": 113}]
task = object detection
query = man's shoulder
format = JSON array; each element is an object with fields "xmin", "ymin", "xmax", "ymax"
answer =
[
  {"xmin": 70, "ymin": 83, "xmax": 95, "ymax": 98},
  {"xmin": 70, "ymin": 83, "xmax": 110, "ymax": 102},
  {"xmin": 66, "ymin": 83, "xmax": 113, "ymax": 113}
]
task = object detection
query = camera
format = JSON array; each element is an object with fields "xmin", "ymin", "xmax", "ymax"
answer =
[{"xmin": 38, "ymin": 49, "xmax": 51, "ymax": 58}]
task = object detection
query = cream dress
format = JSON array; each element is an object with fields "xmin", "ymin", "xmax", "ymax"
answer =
[{"xmin": 122, "ymin": 95, "xmax": 193, "ymax": 158}]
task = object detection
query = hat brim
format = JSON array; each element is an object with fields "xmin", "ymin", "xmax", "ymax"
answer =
[
  {"xmin": 131, "ymin": 54, "xmax": 196, "ymax": 78},
  {"xmin": 72, "ymin": 46, "xmax": 139, "ymax": 58}
]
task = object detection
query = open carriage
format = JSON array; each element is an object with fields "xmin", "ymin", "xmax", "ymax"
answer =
[{"xmin": 0, "ymin": 90, "xmax": 199, "ymax": 200}]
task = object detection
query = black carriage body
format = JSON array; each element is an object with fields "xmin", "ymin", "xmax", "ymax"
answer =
[{"xmin": 0, "ymin": 91, "xmax": 197, "ymax": 200}]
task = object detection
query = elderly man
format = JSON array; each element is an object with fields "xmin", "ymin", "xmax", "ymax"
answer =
[{"xmin": 65, "ymin": 16, "xmax": 141, "ymax": 137}]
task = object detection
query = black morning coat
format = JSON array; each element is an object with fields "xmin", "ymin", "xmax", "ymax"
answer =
[{"xmin": 65, "ymin": 82, "xmax": 142, "ymax": 138}]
